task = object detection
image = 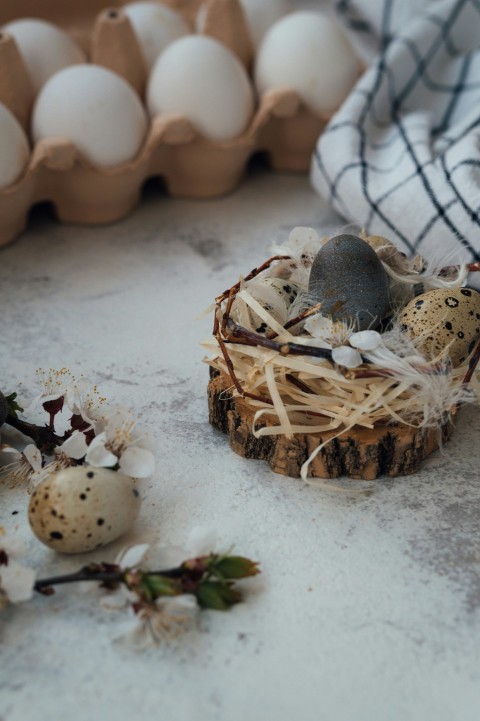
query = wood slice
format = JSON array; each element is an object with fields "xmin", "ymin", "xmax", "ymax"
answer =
[{"xmin": 208, "ymin": 369, "xmax": 455, "ymax": 480}]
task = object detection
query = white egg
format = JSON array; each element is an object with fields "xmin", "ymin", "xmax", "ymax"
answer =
[
  {"xmin": 123, "ymin": 1, "xmax": 190, "ymax": 71},
  {"xmin": 239, "ymin": 0, "xmax": 289, "ymax": 49},
  {"xmin": 2, "ymin": 18, "xmax": 85, "ymax": 94},
  {"xmin": 0, "ymin": 102, "xmax": 30, "ymax": 190},
  {"xmin": 32, "ymin": 65, "xmax": 148, "ymax": 168},
  {"xmin": 255, "ymin": 11, "xmax": 358, "ymax": 114},
  {"xmin": 28, "ymin": 466, "xmax": 141, "ymax": 554},
  {"xmin": 147, "ymin": 35, "xmax": 254, "ymax": 141}
]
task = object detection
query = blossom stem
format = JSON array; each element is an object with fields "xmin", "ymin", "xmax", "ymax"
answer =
[
  {"xmin": 5, "ymin": 413, "xmax": 64, "ymax": 453},
  {"xmin": 34, "ymin": 565, "xmax": 184, "ymax": 595}
]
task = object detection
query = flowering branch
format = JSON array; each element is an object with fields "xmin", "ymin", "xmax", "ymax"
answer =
[
  {"xmin": 34, "ymin": 554, "xmax": 260, "ymax": 611},
  {"xmin": 5, "ymin": 411, "xmax": 64, "ymax": 455},
  {"xmin": 1, "ymin": 532, "xmax": 261, "ymax": 647},
  {"xmin": 0, "ymin": 369, "xmax": 156, "ymax": 488}
]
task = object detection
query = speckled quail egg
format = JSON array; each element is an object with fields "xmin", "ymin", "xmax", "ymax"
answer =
[
  {"xmin": 232, "ymin": 277, "xmax": 300, "ymax": 334},
  {"xmin": 399, "ymin": 287, "xmax": 480, "ymax": 367},
  {"xmin": 28, "ymin": 466, "xmax": 141, "ymax": 554}
]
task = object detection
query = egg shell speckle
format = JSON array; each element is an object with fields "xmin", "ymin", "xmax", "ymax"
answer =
[
  {"xmin": 28, "ymin": 467, "xmax": 141, "ymax": 554},
  {"xmin": 308, "ymin": 234, "xmax": 391, "ymax": 330},
  {"xmin": 399, "ymin": 287, "xmax": 480, "ymax": 367},
  {"xmin": 233, "ymin": 277, "xmax": 299, "ymax": 334}
]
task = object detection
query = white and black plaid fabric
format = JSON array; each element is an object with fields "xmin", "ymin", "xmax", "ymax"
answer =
[{"xmin": 311, "ymin": 0, "xmax": 480, "ymax": 267}]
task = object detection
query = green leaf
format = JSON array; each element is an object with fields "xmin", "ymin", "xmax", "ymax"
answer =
[
  {"xmin": 196, "ymin": 581, "xmax": 243, "ymax": 611},
  {"xmin": 5, "ymin": 392, "xmax": 23, "ymax": 418},
  {"xmin": 212, "ymin": 556, "xmax": 260, "ymax": 580},
  {"xmin": 143, "ymin": 574, "xmax": 179, "ymax": 600}
]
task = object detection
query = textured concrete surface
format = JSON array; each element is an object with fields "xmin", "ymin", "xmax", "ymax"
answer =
[{"xmin": 0, "ymin": 168, "xmax": 479, "ymax": 721}]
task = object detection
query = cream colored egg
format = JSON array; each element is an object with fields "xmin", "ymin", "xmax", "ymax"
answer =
[
  {"xmin": 365, "ymin": 234, "xmax": 412, "ymax": 307},
  {"xmin": 32, "ymin": 65, "xmax": 148, "ymax": 168},
  {"xmin": 28, "ymin": 466, "xmax": 141, "ymax": 554},
  {"xmin": 232, "ymin": 277, "xmax": 300, "ymax": 334},
  {"xmin": 255, "ymin": 11, "xmax": 358, "ymax": 114},
  {"xmin": 399, "ymin": 287, "xmax": 480, "ymax": 367},
  {"xmin": 123, "ymin": 1, "xmax": 190, "ymax": 70},
  {"xmin": 365, "ymin": 235, "xmax": 404, "ymax": 264},
  {"xmin": 0, "ymin": 102, "xmax": 30, "ymax": 190},
  {"xmin": 147, "ymin": 35, "xmax": 254, "ymax": 141},
  {"xmin": 2, "ymin": 18, "xmax": 85, "ymax": 94}
]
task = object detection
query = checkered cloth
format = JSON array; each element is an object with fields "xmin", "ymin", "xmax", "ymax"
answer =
[{"xmin": 311, "ymin": 0, "xmax": 480, "ymax": 271}]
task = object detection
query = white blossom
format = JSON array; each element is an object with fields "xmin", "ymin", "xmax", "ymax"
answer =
[
  {"xmin": 106, "ymin": 529, "xmax": 218, "ymax": 647},
  {"xmin": 65, "ymin": 379, "xmax": 108, "ymax": 431},
  {"xmin": 85, "ymin": 407, "xmax": 155, "ymax": 479},
  {"xmin": 0, "ymin": 530, "xmax": 36, "ymax": 608},
  {"xmin": 305, "ymin": 314, "xmax": 354, "ymax": 347},
  {"xmin": 58, "ymin": 430, "xmax": 89, "ymax": 460},
  {"xmin": 99, "ymin": 543, "xmax": 150, "ymax": 610},
  {"xmin": 0, "ymin": 444, "xmax": 43, "ymax": 485},
  {"xmin": 103, "ymin": 539, "xmax": 203, "ymax": 647},
  {"xmin": 115, "ymin": 526, "xmax": 217, "ymax": 650},
  {"xmin": 147, "ymin": 526, "xmax": 218, "ymax": 570},
  {"xmin": 22, "ymin": 368, "xmax": 75, "ymax": 411},
  {"xmin": 116, "ymin": 543, "xmax": 150, "ymax": 569},
  {"xmin": 115, "ymin": 595, "xmax": 199, "ymax": 650},
  {"xmin": 28, "ymin": 451, "xmax": 74, "ymax": 489},
  {"xmin": 349, "ymin": 330, "xmax": 382, "ymax": 352},
  {"xmin": 304, "ymin": 314, "xmax": 382, "ymax": 369},
  {"xmin": 273, "ymin": 226, "xmax": 324, "ymax": 265},
  {"xmin": 331, "ymin": 346, "xmax": 363, "ymax": 368}
]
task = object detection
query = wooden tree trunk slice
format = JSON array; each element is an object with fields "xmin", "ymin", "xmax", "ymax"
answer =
[{"xmin": 208, "ymin": 370, "xmax": 455, "ymax": 480}]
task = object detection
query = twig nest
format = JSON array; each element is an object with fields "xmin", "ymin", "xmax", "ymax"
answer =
[
  {"xmin": 308, "ymin": 234, "xmax": 391, "ymax": 330},
  {"xmin": 28, "ymin": 467, "xmax": 141, "ymax": 554},
  {"xmin": 399, "ymin": 287, "xmax": 480, "ymax": 367}
]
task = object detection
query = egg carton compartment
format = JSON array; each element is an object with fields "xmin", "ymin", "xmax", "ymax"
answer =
[{"xmin": 0, "ymin": 0, "xmax": 349, "ymax": 247}]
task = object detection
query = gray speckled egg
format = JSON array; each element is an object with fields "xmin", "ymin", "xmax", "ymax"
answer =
[
  {"xmin": 308, "ymin": 234, "xmax": 391, "ymax": 330},
  {"xmin": 28, "ymin": 466, "xmax": 141, "ymax": 554},
  {"xmin": 399, "ymin": 287, "xmax": 480, "ymax": 367}
]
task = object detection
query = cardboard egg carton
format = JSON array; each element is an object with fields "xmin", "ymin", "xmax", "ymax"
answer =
[{"xmin": 0, "ymin": 0, "xmax": 336, "ymax": 247}]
